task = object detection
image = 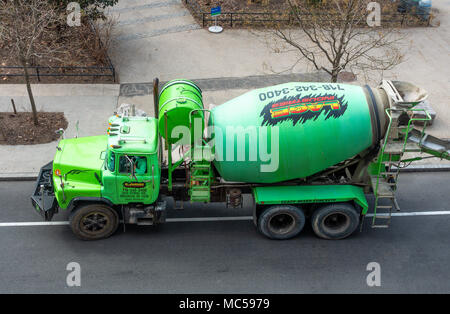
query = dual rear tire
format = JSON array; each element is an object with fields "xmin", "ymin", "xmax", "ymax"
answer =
[
  {"xmin": 257, "ymin": 205, "xmax": 306, "ymax": 240},
  {"xmin": 257, "ymin": 203, "xmax": 360, "ymax": 240}
]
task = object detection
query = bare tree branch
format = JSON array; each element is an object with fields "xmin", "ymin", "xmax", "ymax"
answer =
[{"xmin": 263, "ymin": 0, "xmax": 406, "ymax": 83}]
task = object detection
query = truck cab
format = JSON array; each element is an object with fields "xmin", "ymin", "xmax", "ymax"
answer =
[
  {"xmin": 31, "ymin": 114, "xmax": 165, "ymax": 240},
  {"xmin": 101, "ymin": 115, "xmax": 161, "ymax": 206}
]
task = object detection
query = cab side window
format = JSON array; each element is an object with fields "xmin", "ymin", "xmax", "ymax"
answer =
[
  {"xmin": 119, "ymin": 155, "xmax": 147, "ymax": 175},
  {"xmin": 107, "ymin": 152, "xmax": 115, "ymax": 172}
]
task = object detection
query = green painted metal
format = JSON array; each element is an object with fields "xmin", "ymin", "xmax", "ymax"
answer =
[
  {"xmin": 52, "ymin": 135, "xmax": 106, "ymax": 209},
  {"xmin": 158, "ymin": 79, "xmax": 204, "ymax": 145},
  {"xmin": 252, "ymin": 185, "xmax": 369, "ymax": 214},
  {"xmin": 105, "ymin": 115, "xmax": 161, "ymax": 205},
  {"xmin": 102, "ymin": 152, "xmax": 160, "ymax": 205},
  {"xmin": 53, "ymin": 115, "xmax": 161, "ymax": 210},
  {"xmin": 107, "ymin": 115, "xmax": 158, "ymax": 154},
  {"xmin": 211, "ymin": 82, "xmax": 374, "ymax": 183},
  {"xmin": 189, "ymin": 159, "xmax": 212, "ymax": 203}
]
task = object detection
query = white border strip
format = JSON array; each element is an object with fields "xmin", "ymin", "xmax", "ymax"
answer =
[{"xmin": 0, "ymin": 211, "xmax": 449, "ymax": 227}]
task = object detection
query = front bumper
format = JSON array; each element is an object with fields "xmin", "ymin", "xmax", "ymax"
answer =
[{"xmin": 30, "ymin": 161, "xmax": 58, "ymax": 221}]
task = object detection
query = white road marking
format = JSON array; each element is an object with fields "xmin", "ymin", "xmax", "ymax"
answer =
[
  {"xmin": 0, "ymin": 211, "xmax": 449, "ymax": 227},
  {"xmin": 0, "ymin": 221, "xmax": 69, "ymax": 227},
  {"xmin": 365, "ymin": 211, "xmax": 450, "ymax": 217}
]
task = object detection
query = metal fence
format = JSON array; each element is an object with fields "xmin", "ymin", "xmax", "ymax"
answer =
[
  {"xmin": 200, "ymin": 12, "xmax": 430, "ymax": 28},
  {"xmin": 200, "ymin": 12, "xmax": 290, "ymax": 28},
  {"xmin": 0, "ymin": 64, "xmax": 116, "ymax": 82},
  {"xmin": 184, "ymin": 0, "xmax": 431, "ymax": 28}
]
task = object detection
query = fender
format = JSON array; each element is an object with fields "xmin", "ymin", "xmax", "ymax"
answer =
[{"xmin": 68, "ymin": 197, "xmax": 115, "ymax": 211}]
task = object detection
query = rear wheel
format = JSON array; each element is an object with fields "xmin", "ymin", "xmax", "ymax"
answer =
[
  {"xmin": 69, "ymin": 204, "xmax": 119, "ymax": 241},
  {"xmin": 258, "ymin": 205, "xmax": 306, "ymax": 240},
  {"xmin": 311, "ymin": 203, "xmax": 359, "ymax": 240}
]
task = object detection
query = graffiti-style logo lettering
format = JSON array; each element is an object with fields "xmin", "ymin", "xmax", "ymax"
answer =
[
  {"xmin": 123, "ymin": 182, "xmax": 146, "ymax": 188},
  {"xmin": 260, "ymin": 93, "xmax": 348, "ymax": 126}
]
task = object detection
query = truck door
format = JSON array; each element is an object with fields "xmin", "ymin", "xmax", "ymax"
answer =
[{"xmin": 116, "ymin": 154, "xmax": 154, "ymax": 204}]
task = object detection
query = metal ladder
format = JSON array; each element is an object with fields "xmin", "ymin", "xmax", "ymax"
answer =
[
  {"xmin": 371, "ymin": 110, "xmax": 404, "ymax": 228},
  {"xmin": 189, "ymin": 158, "xmax": 212, "ymax": 203},
  {"xmin": 187, "ymin": 109, "xmax": 214, "ymax": 203},
  {"xmin": 371, "ymin": 108, "xmax": 431, "ymax": 228}
]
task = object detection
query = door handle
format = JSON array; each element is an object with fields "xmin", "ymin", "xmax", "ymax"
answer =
[{"xmin": 142, "ymin": 166, "xmax": 155, "ymax": 189}]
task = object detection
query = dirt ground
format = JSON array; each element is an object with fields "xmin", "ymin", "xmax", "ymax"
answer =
[
  {"xmin": 191, "ymin": 0, "xmax": 410, "ymax": 12},
  {"xmin": 193, "ymin": 0, "xmax": 289, "ymax": 12},
  {"xmin": 0, "ymin": 112, "xmax": 68, "ymax": 145},
  {"xmin": 0, "ymin": 19, "xmax": 116, "ymax": 84}
]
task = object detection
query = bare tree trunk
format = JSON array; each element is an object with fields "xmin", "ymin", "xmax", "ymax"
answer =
[
  {"xmin": 331, "ymin": 72, "xmax": 339, "ymax": 83},
  {"xmin": 21, "ymin": 58, "xmax": 39, "ymax": 125}
]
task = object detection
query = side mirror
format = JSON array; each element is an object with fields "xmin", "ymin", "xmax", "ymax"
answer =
[
  {"xmin": 99, "ymin": 151, "xmax": 106, "ymax": 160},
  {"xmin": 55, "ymin": 128, "xmax": 65, "ymax": 139},
  {"xmin": 124, "ymin": 155, "xmax": 137, "ymax": 181}
]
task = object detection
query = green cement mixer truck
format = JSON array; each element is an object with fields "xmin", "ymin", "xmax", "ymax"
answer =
[{"xmin": 31, "ymin": 79, "xmax": 450, "ymax": 240}]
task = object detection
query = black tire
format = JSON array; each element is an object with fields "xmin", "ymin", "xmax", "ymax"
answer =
[
  {"xmin": 69, "ymin": 203, "xmax": 119, "ymax": 241},
  {"xmin": 311, "ymin": 203, "xmax": 360, "ymax": 240},
  {"xmin": 258, "ymin": 205, "xmax": 306, "ymax": 240}
]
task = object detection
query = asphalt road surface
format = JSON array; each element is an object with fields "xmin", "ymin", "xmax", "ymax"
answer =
[{"xmin": 0, "ymin": 172, "xmax": 449, "ymax": 293}]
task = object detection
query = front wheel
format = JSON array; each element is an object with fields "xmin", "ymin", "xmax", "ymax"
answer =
[
  {"xmin": 69, "ymin": 204, "xmax": 119, "ymax": 241},
  {"xmin": 311, "ymin": 203, "xmax": 360, "ymax": 240},
  {"xmin": 258, "ymin": 205, "xmax": 306, "ymax": 240}
]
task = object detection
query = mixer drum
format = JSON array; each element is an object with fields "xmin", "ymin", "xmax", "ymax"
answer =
[{"xmin": 210, "ymin": 82, "xmax": 388, "ymax": 183}]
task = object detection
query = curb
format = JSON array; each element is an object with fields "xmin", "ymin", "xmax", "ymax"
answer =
[
  {"xmin": 1, "ymin": 164, "xmax": 449, "ymax": 181},
  {"xmin": 0, "ymin": 173, "xmax": 40, "ymax": 181},
  {"xmin": 0, "ymin": 84, "xmax": 120, "ymax": 97}
]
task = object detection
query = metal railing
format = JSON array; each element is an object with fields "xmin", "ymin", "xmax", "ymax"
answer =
[
  {"xmin": 201, "ymin": 12, "xmax": 290, "ymax": 28},
  {"xmin": 0, "ymin": 65, "xmax": 116, "ymax": 82}
]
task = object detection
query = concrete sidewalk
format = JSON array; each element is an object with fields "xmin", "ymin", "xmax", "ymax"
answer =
[
  {"xmin": 0, "ymin": 94, "xmax": 119, "ymax": 178},
  {"xmin": 0, "ymin": 84, "xmax": 120, "ymax": 97}
]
